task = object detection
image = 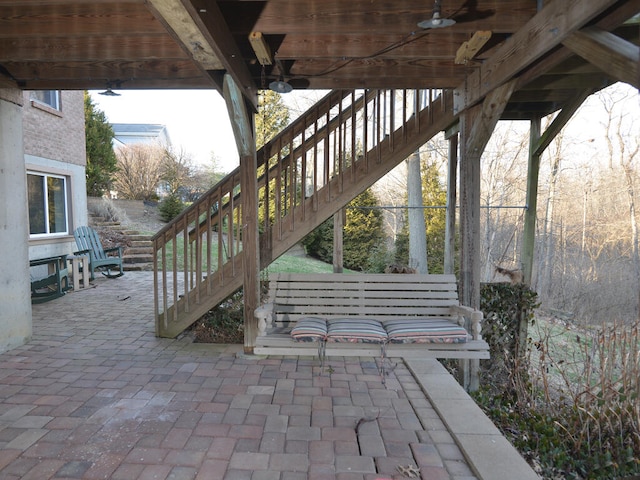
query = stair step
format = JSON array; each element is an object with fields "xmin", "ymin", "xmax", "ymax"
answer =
[
  {"xmin": 129, "ymin": 240, "xmax": 153, "ymax": 249},
  {"xmin": 125, "ymin": 248, "xmax": 153, "ymax": 256},
  {"xmin": 123, "ymin": 262, "xmax": 154, "ymax": 272},
  {"xmin": 124, "ymin": 253, "xmax": 153, "ymax": 264},
  {"xmin": 128, "ymin": 235, "xmax": 153, "ymax": 242},
  {"xmin": 94, "ymin": 221, "xmax": 121, "ymax": 227}
]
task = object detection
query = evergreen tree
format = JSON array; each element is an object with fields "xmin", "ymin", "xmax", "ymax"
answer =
[
  {"xmin": 303, "ymin": 189, "xmax": 385, "ymax": 271},
  {"xmin": 256, "ymin": 90, "xmax": 290, "ymax": 148},
  {"xmin": 84, "ymin": 92, "xmax": 118, "ymax": 196},
  {"xmin": 394, "ymin": 159, "xmax": 447, "ymax": 273},
  {"xmin": 256, "ymin": 90, "xmax": 290, "ymax": 228}
]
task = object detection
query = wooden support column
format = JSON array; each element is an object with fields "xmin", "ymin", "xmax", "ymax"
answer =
[
  {"xmin": 222, "ymin": 74, "xmax": 260, "ymax": 353},
  {"xmin": 444, "ymin": 124, "xmax": 459, "ymax": 275},
  {"xmin": 522, "ymin": 118, "xmax": 541, "ymax": 287},
  {"xmin": 459, "ymin": 80, "xmax": 515, "ymax": 391}
]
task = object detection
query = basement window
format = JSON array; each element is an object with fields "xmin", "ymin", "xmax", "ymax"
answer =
[
  {"xmin": 27, "ymin": 171, "xmax": 69, "ymax": 237},
  {"xmin": 30, "ymin": 90, "xmax": 61, "ymax": 111}
]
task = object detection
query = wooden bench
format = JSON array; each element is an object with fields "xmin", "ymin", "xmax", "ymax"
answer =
[
  {"xmin": 254, "ymin": 273, "xmax": 489, "ymax": 362},
  {"xmin": 29, "ymin": 255, "xmax": 70, "ymax": 304}
]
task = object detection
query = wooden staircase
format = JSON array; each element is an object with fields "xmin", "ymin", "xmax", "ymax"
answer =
[{"xmin": 152, "ymin": 89, "xmax": 456, "ymax": 339}]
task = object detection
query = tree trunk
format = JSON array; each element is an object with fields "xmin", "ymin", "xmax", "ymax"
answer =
[
  {"xmin": 541, "ymin": 137, "xmax": 562, "ymax": 300},
  {"xmin": 407, "ymin": 150, "xmax": 428, "ymax": 273}
]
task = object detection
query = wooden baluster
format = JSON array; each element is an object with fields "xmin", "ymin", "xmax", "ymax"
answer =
[
  {"xmin": 324, "ymin": 107, "xmax": 331, "ymax": 202},
  {"xmin": 350, "ymin": 91, "xmax": 356, "ymax": 183},
  {"xmin": 275, "ymin": 137, "xmax": 283, "ymax": 240},
  {"xmin": 313, "ymin": 108, "xmax": 319, "ymax": 211},
  {"xmin": 301, "ymin": 118, "xmax": 306, "ymax": 221}
]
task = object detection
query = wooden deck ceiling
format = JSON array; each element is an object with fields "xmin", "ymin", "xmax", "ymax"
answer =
[{"xmin": 0, "ymin": 1, "xmax": 637, "ymax": 119}]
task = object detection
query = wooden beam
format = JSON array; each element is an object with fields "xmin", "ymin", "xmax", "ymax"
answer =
[
  {"xmin": 0, "ymin": 36, "xmax": 187, "ymax": 62},
  {"xmin": 184, "ymin": 0, "xmax": 257, "ymax": 108},
  {"xmin": 455, "ymin": 31, "xmax": 492, "ymax": 65},
  {"xmin": 466, "ymin": 79, "xmax": 517, "ymax": 155},
  {"xmin": 563, "ymin": 26, "xmax": 640, "ymax": 89},
  {"xmin": 275, "ymin": 33, "xmax": 467, "ymax": 59},
  {"xmin": 148, "ymin": 0, "xmax": 257, "ymax": 107},
  {"xmin": 533, "ymin": 89, "xmax": 594, "ymax": 157},
  {"xmin": 514, "ymin": 0, "xmax": 639, "ymax": 92},
  {"xmin": 249, "ymin": 32, "xmax": 272, "ymax": 66},
  {"xmin": 0, "ymin": 3, "xmax": 160, "ymax": 37},
  {"xmin": 223, "ymin": 74, "xmax": 254, "ymax": 158},
  {"xmin": 146, "ymin": 0, "xmax": 224, "ymax": 69},
  {"xmin": 0, "ymin": 72, "xmax": 17, "ymax": 88},
  {"xmin": 453, "ymin": 0, "xmax": 620, "ymax": 114},
  {"xmin": 250, "ymin": 0, "xmax": 535, "ymax": 35}
]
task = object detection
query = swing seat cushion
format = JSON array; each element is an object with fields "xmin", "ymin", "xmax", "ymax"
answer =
[
  {"xmin": 290, "ymin": 317, "xmax": 327, "ymax": 342},
  {"xmin": 383, "ymin": 318, "xmax": 470, "ymax": 344},
  {"xmin": 326, "ymin": 318, "xmax": 388, "ymax": 344}
]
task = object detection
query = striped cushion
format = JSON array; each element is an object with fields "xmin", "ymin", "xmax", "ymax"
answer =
[
  {"xmin": 326, "ymin": 318, "xmax": 387, "ymax": 344},
  {"xmin": 384, "ymin": 318, "xmax": 469, "ymax": 344},
  {"xmin": 290, "ymin": 317, "xmax": 328, "ymax": 342}
]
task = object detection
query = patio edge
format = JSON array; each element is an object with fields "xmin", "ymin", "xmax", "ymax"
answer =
[{"xmin": 405, "ymin": 358, "xmax": 541, "ymax": 480}]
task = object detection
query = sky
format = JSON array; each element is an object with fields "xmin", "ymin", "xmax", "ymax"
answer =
[
  {"xmin": 89, "ymin": 84, "xmax": 637, "ymax": 176},
  {"xmin": 89, "ymin": 89, "xmax": 238, "ymax": 172},
  {"xmin": 89, "ymin": 89, "xmax": 328, "ymax": 174}
]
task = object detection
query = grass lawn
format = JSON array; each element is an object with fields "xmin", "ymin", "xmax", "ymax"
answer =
[{"xmin": 263, "ymin": 253, "xmax": 356, "ymax": 274}]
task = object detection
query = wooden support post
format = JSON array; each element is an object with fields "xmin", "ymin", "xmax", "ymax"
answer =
[
  {"xmin": 519, "ymin": 117, "xmax": 542, "ymax": 360},
  {"xmin": 459, "ymin": 80, "xmax": 515, "ymax": 391},
  {"xmin": 444, "ymin": 124, "xmax": 459, "ymax": 275},
  {"xmin": 459, "ymin": 107, "xmax": 482, "ymax": 392},
  {"xmin": 223, "ymin": 74, "xmax": 260, "ymax": 354}
]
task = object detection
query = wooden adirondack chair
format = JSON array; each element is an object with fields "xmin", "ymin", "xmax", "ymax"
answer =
[{"xmin": 73, "ymin": 226, "xmax": 124, "ymax": 280}]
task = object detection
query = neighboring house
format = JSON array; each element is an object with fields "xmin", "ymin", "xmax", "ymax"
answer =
[
  {"xmin": 0, "ymin": 89, "xmax": 88, "ymax": 353},
  {"xmin": 111, "ymin": 123, "xmax": 170, "ymax": 148}
]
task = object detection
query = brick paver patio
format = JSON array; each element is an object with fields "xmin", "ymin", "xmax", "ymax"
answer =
[{"xmin": 0, "ymin": 272, "xmax": 479, "ymax": 479}]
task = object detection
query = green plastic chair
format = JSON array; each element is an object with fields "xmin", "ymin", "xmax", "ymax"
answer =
[{"xmin": 73, "ymin": 226, "xmax": 124, "ymax": 280}]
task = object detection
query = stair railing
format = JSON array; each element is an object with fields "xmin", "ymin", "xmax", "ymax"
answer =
[{"xmin": 152, "ymin": 88, "xmax": 452, "ymax": 337}]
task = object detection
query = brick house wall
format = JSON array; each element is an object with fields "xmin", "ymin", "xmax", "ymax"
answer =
[
  {"xmin": 24, "ymin": 90, "xmax": 89, "ymax": 260},
  {"xmin": 22, "ymin": 91, "xmax": 86, "ymax": 166}
]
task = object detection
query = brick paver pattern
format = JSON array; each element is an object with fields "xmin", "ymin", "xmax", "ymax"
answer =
[{"xmin": 0, "ymin": 273, "xmax": 477, "ymax": 479}]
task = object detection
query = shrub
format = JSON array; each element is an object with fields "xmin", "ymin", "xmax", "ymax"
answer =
[
  {"xmin": 475, "ymin": 284, "xmax": 640, "ymax": 478},
  {"xmin": 158, "ymin": 194, "xmax": 185, "ymax": 222},
  {"xmin": 88, "ymin": 197, "xmax": 128, "ymax": 224},
  {"xmin": 193, "ymin": 290, "xmax": 244, "ymax": 344}
]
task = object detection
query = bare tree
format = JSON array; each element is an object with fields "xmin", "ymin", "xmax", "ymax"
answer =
[
  {"xmin": 479, "ymin": 122, "xmax": 529, "ymax": 282},
  {"xmin": 598, "ymin": 86, "xmax": 640, "ymax": 319},
  {"xmin": 114, "ymin": 144, "xmax": 164, "ymax": 200},
  {"xmin": 161, "ymin": 145, "xmax": 194, "ymax": 196}
]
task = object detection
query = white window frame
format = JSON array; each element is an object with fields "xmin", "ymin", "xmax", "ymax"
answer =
[
  {"xmin": 27, "ymin": 170, "xmax": 70, "ymax": 238},
  {"xmin": 30, "ymin": 90, "xmax": 61, "ymax": 111}
]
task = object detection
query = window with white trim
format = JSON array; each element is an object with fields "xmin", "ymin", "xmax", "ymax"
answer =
[
  {"xmin": 27, "ymin": 171, "xmax": 69, "ymax": 237},
  {"xmin": 30, "ymin": 90, "xmax": 61, "ymax": 110}
]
